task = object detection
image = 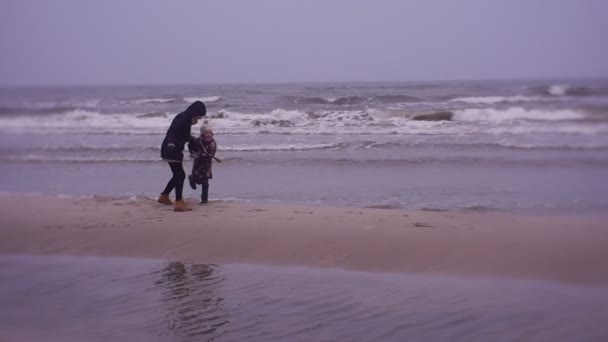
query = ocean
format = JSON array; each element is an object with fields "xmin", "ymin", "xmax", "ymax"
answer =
[
  {"xmin": 2, "ymin": 80, "xmax": 608, "ymax": 341},
  {"xmin": 1, "ymin": 79, "xmax": 607, "ymax": 214}
]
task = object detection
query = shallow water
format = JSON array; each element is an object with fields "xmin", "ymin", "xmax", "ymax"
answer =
[{"xmin": 1, "ymin": 255, "xmax": 607, "ymax": 341}]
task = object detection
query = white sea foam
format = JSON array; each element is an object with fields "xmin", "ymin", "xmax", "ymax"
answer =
[
  {"xmin": 0, "ymin": 109, "xmax": 170, "ymax": 135},
  {"xmin": 222, "ymin": 142, "xmax": 340, "ymax": 152},
  {"xmin": 183, "ymin": 96, "xmax": 222, "ymax": 103},
  {"xmin": 450, "ymin": 96, "xmax": 539, "ymax": 104},
  {"xmin": 453, "ymin": 107, "xmax": 586, "ymax": 122},
  {"xmin": 548, "ymin": 84, "xmax": 569, "ymax": 96},
  {"xmin": 133, "ymin": 98, "xmax": 176, "ymax": 104},
  {"xmin": 0, "ymin": 106, "xmax": 600, "ymax": 137},
  {"xmin": 487, "ymin": 123, "xmax": 608, "ymax": 135}
]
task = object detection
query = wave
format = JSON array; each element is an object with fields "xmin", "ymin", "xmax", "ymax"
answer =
[
  {"xmin": 5, "ymin": 154, "xmax": 608, "ymax": 167},
  {"xmin": 296, "ymin": 96, "xmax": 368, "ymax": 105},
  {"xmin": 534, "ymin": 84, "xmax": 608, "ymax": 97},
  {"xmin": 453, "ymin": 107, "xmax": 587, "ymax": 122},
  {"xmin": 371, "ymin": 95, "xmax": 422, "ymax": 103},
  {"xmin": 547, "ymin": 84, "xmax": 595, "ymax": 96},
  {"xmin": 136, "ymin": 112, "xmax": 167, "ymax": 118},
  {"xmin": 0, "ymin": 105, "xmax": 78, "ymax": 116},
  {"xmin": 487, "ymin": 123, "xmax": 608, "ymax": 135},
  {"xmin": 330, "ymin": 96, "xmax": 367, "ymax": 105},
  {"xmin": 183, "ymin": 96, "xmax": 222, "ymax": 103},
  {"xmin": 0, "ymin": 99, "xmax": 102, "ymax": 116},
  {"xmin": 296, "ymin": 97, "xmax": 333, "ymax": 105},
  {"xmin": 133, "ymin": 97, "xmax": 176, "ymax": 104},
  {"xmin": 0, "ymin": 106, "xmax": 603, "ymax": 136},
  {"xmin": 450, "ymin": 96, "xmax": 539, "ymax": 104},
  {"xmin": 0, "ymin": 109, "xmax": 172, "ymax": 135},
  {"xmin": 295, "ymin": 97, "xmax": 330, "ymax": 105},
  {"xmin": 297, "ymin": 95, "xmax": 420, "ymax": 105},
  {"xmin": 333, "ymin": 140, "xmax": 608, "ymax": 151},
  {"xmin": 130, "ymin": 96, "xmax": 221, "ymax": 105},
  {"xmin": 222, "ymin": 142, "xmax": 341, "ymax": 152}
]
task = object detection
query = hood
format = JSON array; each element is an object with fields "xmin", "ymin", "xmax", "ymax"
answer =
[{"xmin": 185, "ymin": 101, "xmax": 207, "ymax": 118}]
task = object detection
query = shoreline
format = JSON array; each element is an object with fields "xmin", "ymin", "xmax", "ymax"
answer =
[
  {"xmin": 2, "ymin": 192, "xmax": 606, "ymax": 219},
  {"xmin": 1, "ymin": 195, "xmax": 607, "ymax": 285}
]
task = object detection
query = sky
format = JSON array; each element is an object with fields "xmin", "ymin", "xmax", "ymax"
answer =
[{"xmin": 1, "ymin": 0, "xmax": 607, "ymax": 85}]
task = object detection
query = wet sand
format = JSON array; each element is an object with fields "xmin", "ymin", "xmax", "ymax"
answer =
[
  {"xmin": 1, "ymin": 195, "xmax": 607, "ymax": 285},
  {"xmin": 2, "ymin": 255, "xmax": 608, "ymax": 342}
]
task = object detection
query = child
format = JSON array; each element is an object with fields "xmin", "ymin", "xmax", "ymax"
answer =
[{"xmin": 188, "ymin": 123, "xmax": 218, "ymax": 204}]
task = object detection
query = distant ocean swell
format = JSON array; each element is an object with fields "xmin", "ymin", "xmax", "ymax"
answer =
[
  {"xmin": 0, "ymin": 96, "xmax": 223, "ymax": 117},
  {"xmin": 2, "ymin": 82, "xmax": 605, "ymax": 118}
]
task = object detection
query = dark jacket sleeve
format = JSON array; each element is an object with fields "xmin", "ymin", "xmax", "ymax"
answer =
[
  {"xmin": 187, "ymin": 139, "xmax": 201, "ymax": 154},
  {"xmin": 160, "ymin": 101, "xmax": 206, "ymax": 161},
  {"xmin": 160, "ymin": 112, "xmax": 193, "ymax": 161}
]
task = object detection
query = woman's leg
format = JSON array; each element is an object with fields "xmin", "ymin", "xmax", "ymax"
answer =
[
  {"xmin": 162, "ymin": 162, "xmax": 186, "ymax": 200},
  {"xmin": 172, "ymin": 163, "xmax": 186, "ymax": 201}
]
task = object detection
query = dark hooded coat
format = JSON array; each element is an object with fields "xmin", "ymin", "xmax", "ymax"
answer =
[{"xmin": 160, "ymin": 101, "xmax": 206, "ymax": 161}]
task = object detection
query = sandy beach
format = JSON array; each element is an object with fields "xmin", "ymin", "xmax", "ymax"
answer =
[{"xmin": 1, "ymin": 195, "xmax": 607, "ymax": 285}]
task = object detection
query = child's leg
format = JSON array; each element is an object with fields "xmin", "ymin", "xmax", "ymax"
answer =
[
  {"xmin": 188, "ymin": 174, "xmax": 197, "ymax": 190},
  {"xmin": 188, "ymin": 162, "xmax": 197, "ymax": 190},
  {"xmin": 200, "ymin": 179, "xmax": 209, "ymax": 203}
]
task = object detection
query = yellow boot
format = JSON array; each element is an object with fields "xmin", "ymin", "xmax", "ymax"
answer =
[
  {"xmin": 174, "ymin": 200, "xmax": 192, "ymax": 212},
  {"xmin": 157, "ymin": 194, "xmax": 173, "ymax": 205}
]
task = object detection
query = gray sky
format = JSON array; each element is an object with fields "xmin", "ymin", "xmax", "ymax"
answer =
[{"xmin": 1, "ymin": 0, "xmax": 607, "ymax": 85}]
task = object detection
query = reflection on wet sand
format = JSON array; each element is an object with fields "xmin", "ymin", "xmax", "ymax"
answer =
[
  {"xmin": 1, "ymin": 255, "xmax": 608, "ymax": 341},
  {"xmin": 155, "ymin": 261, "xmax": 229, "ymax": 341}
]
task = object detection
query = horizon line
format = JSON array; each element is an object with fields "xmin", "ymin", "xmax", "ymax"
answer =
[{"xmin": 1, "ymin": 75, "xmax": 607, "ymax": 88}]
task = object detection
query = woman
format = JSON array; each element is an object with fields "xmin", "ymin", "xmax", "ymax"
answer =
[{"xmin": 157, "ymin": 101, "xmax": 206, "ymax": 211}]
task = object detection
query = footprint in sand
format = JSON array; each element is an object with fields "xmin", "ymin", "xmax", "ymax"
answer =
[
  {"xmin": 292, "ymin": 210, "xmax": 315, "ymax": 214},
  {"xmin": 247, "ymin": 208, "xmax": 268, "ymax": 213},
  {"xmin": 79, "ymin": 224, "xmax": 98, "ymax": 230},
  {"xmin": 413, "ymin": 222, "xmax": 435, "ymax": 228},
  {"xmin": 45, "ymin": 225, "xmax": 65, "ymax": 230}
]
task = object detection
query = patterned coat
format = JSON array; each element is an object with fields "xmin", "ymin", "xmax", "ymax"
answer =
[{"xmin": 188, "ymin": 137, "xmax": 216, "ymax": 183}]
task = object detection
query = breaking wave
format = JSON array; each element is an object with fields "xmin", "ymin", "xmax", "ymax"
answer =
[
  {"xmin": 296, "ymin": 94, "xmax": 420, "ymax": 106},
  {"xmin": 183, "ymin": 96, "xmax": 222, "ymax": 103},
  {"xmin": 296, "ymin": 96, "xmax": 368, "ymax": 105},
  {"xmin": 534, "ymin": 84, "xmax": 608, "ymax": 97},
  {"xmin": 0, "ymin": 106, "xmax": 602, "ymax": 136},
  {"xmin": 453, "ymin": 107, "xmax": 587, "ymax": 122},
  {"xmin": 371, "ymin": 95, "xmax": 422, "ymax": 103},
  {"xmin": 222, "ymin": 142, "xmax": 341, "ymax": 152},
  {"xmin": 450, "ymin": 96, "xmax": 540, "ymax": 104},
  {"xmin": 133, "ymin": 97, "xmax": 176, "ymax": 104}
]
